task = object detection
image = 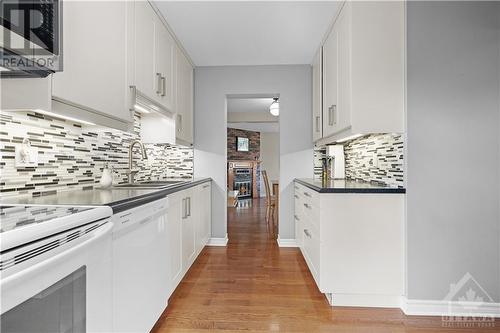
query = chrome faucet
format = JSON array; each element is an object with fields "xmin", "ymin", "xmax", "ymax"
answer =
[{"xmin": 127, "ymin": 140, "xmax": 148, "ymax": 184}]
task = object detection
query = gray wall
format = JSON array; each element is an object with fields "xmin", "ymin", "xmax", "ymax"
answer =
[
  {"xmin": 407, "ymin": 1, "xmax": 500, "ymax": 302},
  {"xmin": 194, "ymin": 65, "xmax": 313, "ymax": 240}
]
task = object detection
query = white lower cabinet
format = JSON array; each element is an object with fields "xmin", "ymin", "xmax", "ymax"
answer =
[
  {"xmin": 167, "ymin": 181, "xmax": 212, "ymax": 296},
  {"xmin": 167, "ymin": 190, "xmax": 184, "ymax": 292},
  {"xmin": 294, "ymin": 181, "xmax": 404, "ymax": 308}
]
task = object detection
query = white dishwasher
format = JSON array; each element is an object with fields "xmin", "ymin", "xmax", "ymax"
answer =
[{"xmin": 112, "ymin": 198, "xmax": 170, "ymax": 333}]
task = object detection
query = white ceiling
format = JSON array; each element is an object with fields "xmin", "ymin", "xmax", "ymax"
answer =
[
  {"xmin": 227, "ymin": 98, "xmax": 274, "ymax": 113},
  {"xmin": 154, "ymin": 1, "xmax": 341, "ymax": 66},
  {"xmin": 229, "ymin": 122, "xmax": 279, "ymax": 133}
]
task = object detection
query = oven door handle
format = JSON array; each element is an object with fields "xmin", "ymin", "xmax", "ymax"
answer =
[{"xmin": 0, "ymin": 222, "xmax": 113, "ymax": 291}]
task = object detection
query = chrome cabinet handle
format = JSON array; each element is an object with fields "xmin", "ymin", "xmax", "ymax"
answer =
[
  {"xmin": 187, "ymin": 197, "xmax": 191, "ymax": 217},
  {"xmin": 315, "ymin": 116, "xmax": 320, "ymax": 132},
  {"xmin": 294, "ymin": 194, "xmax": 299, "ymax": 199},
  {"xmin": 304, "ymin": 192, "xmax": 311, "ymax": 197},
  {"xmin": 203, "ymin": 184, "xmax": 210, "ymax": 189},
  {"xmin": 294, "ymin": 215, "xmax": 300, "ymax": 221},
  {"xmin": 129, "ymin": 86, "xmax": 137, "ymax": 112},
  {"xmin": 332, "ymin": 104, "xmax": 337, "ymax": 125},
  {"xmin": 177, "ymin": 114, "xmax": 183, "ymax": 132},
  {"xmin": 303, "ymin": 229, "xmax": 311, "ymax": 238},
  {"xmin": 328, "ymin": 105, "xmax": 333, "ymax": 126},
  {"xmin": 182, "ymin": 198, "xmax": 186, "ymax": 219},
  {"xmin": 156, "ymin": 73, "xmax": 162, "ymax": 95},
  {"xmin": 303, "ymin": 203, "xmax": 311, "ymax": 209},
  {"xmin": 161, "ymin": 76, "xmax": 166, "ymax": 97}
]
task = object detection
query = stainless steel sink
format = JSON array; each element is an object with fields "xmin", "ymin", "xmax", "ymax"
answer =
[{"xmin": 113, "ymin": 180, "xmax": 188, "ymax": 189}]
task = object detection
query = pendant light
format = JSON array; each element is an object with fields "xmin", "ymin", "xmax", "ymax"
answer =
[{"xmin": 269, "ymin": 97, "xmax": 279, "ymax": 116}]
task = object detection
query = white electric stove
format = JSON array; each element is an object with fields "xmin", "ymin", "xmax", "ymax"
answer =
[{"xmin": 0, "ymin": 204, "xmax": 114, "ymax": 333}]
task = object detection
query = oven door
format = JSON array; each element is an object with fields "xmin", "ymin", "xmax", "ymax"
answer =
[{"xmin": 0, "ymin": 220, "xmax": 113, "ymax": 333}]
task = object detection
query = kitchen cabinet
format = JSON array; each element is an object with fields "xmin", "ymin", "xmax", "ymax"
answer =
[
  {"xmin": 194, "ymin": 182, "xmax": 212, "ymax": 255},
  {"xmin": 181, "ymin": 188, "xmax": 196, "ymax": 269},
  {"xmin": 167, "ymin": 190, "xmax": 184, "ymax": 291},
  {"xmin": 52, "ymin": 0, "xmax": 133, "ymax": 128},
  {"xmin": 134, "ymin": 1, "xmax": 175, "ymax": 112},
  {"xmin": 315, "ymin": 1, "xmax": 405, "ymax": 143},
  {"xmin": 321, "ymin": 17, "xmax": 339, "ymax": 139},
  {"xmin": 294, "ymin": 181, "xmax": 404, "ymax": 308},
  {"xmin": 167, "ymin": 181, "xmax": 212, "ymax": 294},
  {"xmin": 175, "ymin": 47, "xmax": 194, "ymax": 145},
  {"xmin": 312, "ymin": 48, "xmax": 323, "ymax": 141}
]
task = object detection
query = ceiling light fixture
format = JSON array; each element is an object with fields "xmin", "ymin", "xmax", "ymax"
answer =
[
  {"xmin": 33, "ymin": 109, "xmax": 96, "ymax": 126},
  {"xmin": 269, "ymin": 97, "xmax": 279, "ymax": 116}
]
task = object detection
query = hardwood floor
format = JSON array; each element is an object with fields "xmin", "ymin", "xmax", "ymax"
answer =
[{"xmin": 152, "ymin": 199, "xmax": 499, "ymax": 332}]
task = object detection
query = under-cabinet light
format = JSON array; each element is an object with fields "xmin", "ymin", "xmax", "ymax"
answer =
[{"xmin": 33, "ymin": 109, "xmax": 96, "ymax": 125}]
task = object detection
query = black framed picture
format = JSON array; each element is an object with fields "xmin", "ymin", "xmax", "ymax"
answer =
[{"xmin": 236, "ymin": 137, "xmax": 249, "ymax": 152}]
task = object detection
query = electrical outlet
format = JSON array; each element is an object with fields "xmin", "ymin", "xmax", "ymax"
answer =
[{"xmin": 15, "ymin": 143, "xmax": 38, "ymax": 168}]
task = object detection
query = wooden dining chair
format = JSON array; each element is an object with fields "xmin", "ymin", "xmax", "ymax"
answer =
[{"xmin": 261, "ymin": 170, "xmax": 277, "ymax": 236}]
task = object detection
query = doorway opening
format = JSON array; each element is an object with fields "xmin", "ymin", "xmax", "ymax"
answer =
[{"xmin": 226, "ymin": 95, "xmax": 280, "ymax": 240}]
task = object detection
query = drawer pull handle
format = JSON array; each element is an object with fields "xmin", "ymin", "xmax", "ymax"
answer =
[
  {"xmin": 304, "ymin": 192, "xmax": 311, "ymax": 197},
  {"xmin": 303, "ymin": 229, "xmax": 311, "ymax": 238},
  {"xmin": 202, "ymin": 184, "xmax": 210, "ymax": 189},
  {"xmin": 303, "ymin": 203, "xmax": 311, "ymax": 209},
  {"xmin": 294, "ymin": 215, "xmax": 300, "ymax": 221},
  {"xmin": 121, "ymin": 219, "xmax": 130, "ymax": 224},
  {"xmin": 119, "ymin": 212, "xmax": 132, "ymax": 218},
  {"xmin": 294, "ymin": 194, "xmax": 299, "ymax": 199}
]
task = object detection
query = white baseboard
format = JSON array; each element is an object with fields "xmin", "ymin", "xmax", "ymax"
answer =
[
  {"xmin": 325, "ymin": 293, "xmax": 402, "ymax": 308},
  {"xmin": 207, "ymin": 234, "xmax": 228, "ymax": 246},
  {"xmin": 401, "ymin": 297, "xmax": 500, "ymax": 318},
  {"xmin": 276, "ymin": 235, "xmax": 298, "ymax": 247}
]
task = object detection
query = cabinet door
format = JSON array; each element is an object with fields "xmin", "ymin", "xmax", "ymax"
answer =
[
  {"xmin": 182, "ymin": 190, "xmax": 196, "ymax": 270},
  {"xmin": 335, "ymin": 7, "xmax": 352, "ymax": 133},
  {"xmin": 134, "ymin": 1, "xmax": 158, "ymax": 102},
  {"xmin": 202, "ymin": 183, "xmax": 212, "ymax": 246},
  {"xmin": 168, "ymin": 192, "xmax": 183, "ymax": 291},
  {"xmin": 195, "ymin": 182, "xmax": 211, "ymax": 254},
  {"xmin": 322, "ymin": 25, "xmax": 338, "ymax": 138},
  {"xmin": 156, "ymin": 22, "xmax": 175, "ymax": 111},
  {"xmin": 52, "ymin": 1, "xmax": 132, "ymax": 123},
  {"xmin": 312, "ymin": 48, "xmax": 323, "ymax": 142},
  {"xmin": 175, "ymin": 48, "xmax": 194, "ymax": 145}
]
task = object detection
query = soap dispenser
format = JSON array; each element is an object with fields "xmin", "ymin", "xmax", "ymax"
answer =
[{"xmin": 99, "ymin": 163, "xmax": 114, "ymax": 189}]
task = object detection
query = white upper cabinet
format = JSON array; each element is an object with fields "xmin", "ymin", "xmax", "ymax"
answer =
[
  {"xmin": 134, "ymin": 1, "xmax": 175, "ymax": 113},
  {"xmin": 52, "ymin": 0, "xmax": 133, "ymax": 127},
  {"xmin": 312, "ymin": 48, "xmax": 323, "ymax": 142},
  {"xmin": 156, "ymin": 20, "xmax": 175, "ymax": 111},
  {"xmin": 134, "ymin": 1, "xmax": 157, "ymax": 103},
  {"xmin": 315, "ymin": 1, "xmax": 405, "ymax": 143},
  {"xmin": 175, "ymin": 47, "xmax": 194, "ymax": 145},
  {"xmin": 321, "ymin": 20, "xmax": 339, "ymax": 139}
]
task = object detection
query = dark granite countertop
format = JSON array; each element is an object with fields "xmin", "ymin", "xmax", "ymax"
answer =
[
  {"xmin": 0, "ymin": 178, "xmax": 212, "ymax": 213},
  {"xmin": 295, "ymin": 178, "xmax": 406, "ymax": 194}
]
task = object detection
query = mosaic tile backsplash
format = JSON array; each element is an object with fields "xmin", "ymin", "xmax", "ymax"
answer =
[
  {"xmin": 314, "ymin": 133, "xmax": 404, "ymax": 187},
  {"xmin": 0, "ymin": 111, "xmax": 193, "ymax": 197}
]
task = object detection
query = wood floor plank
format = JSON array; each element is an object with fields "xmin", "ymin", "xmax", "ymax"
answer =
[{"xmin": 152, "ymin": 199, "xmax": 499, "ymax": 332}]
